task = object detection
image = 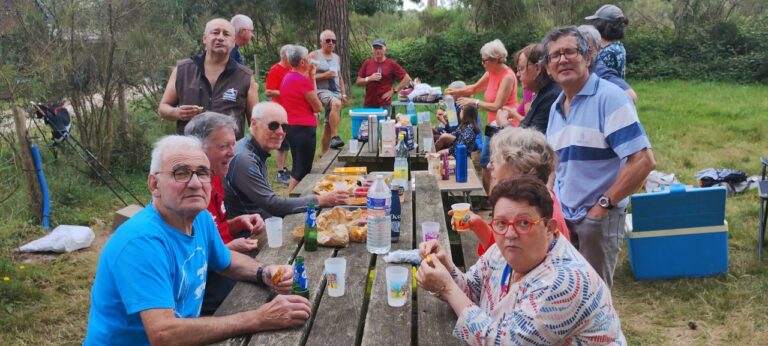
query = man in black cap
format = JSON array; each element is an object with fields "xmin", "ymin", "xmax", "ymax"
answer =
[{"xmin": 356, "ymin": 39, "xmax": 411, "ymax": 108}]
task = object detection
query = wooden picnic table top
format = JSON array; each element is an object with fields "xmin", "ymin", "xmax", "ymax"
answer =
[
  {"xmin": 431, "ymin": 168, "xmax": 485, "ymax": 195},
  {"xmin": 213, "ymin": 172, "xmax": 461, "ymax": 346}
]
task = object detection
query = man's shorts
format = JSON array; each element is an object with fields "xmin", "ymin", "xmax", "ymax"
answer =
[{"xmin": 317, "ymin": 89, "xmax": 341, "ymax": 119}]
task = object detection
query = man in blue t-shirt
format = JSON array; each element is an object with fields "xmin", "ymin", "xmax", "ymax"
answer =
[
  {"xmin": 84, "ymin": 135, "xmax": 311, "ymax": 345},
  {"xmin": 543, "ymin": 27, "xmax": 655, "ymax": 288}
]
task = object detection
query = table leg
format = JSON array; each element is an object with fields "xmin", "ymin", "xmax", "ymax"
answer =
[{"xmin": 760, "ymin": 198, "xmax": 767, "ymax": 260}]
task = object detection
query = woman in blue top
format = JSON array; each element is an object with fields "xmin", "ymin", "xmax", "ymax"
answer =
[{"xmin": 586, "ymin": 4, "xmax": 629, "ymax": 78}]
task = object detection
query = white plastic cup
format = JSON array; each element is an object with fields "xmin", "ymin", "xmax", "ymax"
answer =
[
  {"xmin": 422, "ymin": 221, "xmax": 440, "ymax": 243},
  {"xmin": 386, "ymin": 266, "xmax": 409, "ymax": 307},
  {"xmin": 325, "ymin": 257, "xmax": 347, "ymax": 297},
  {"xmin": 265, "ymin": 217, "xmax": 283, "ymax": 248},
  {"xmin": 349, "ymin": 139, "xmax": 359, "ymax": 153},
  {"xmin": 333, "ymin": 182, "xmax": 348, "ymax": 192}
]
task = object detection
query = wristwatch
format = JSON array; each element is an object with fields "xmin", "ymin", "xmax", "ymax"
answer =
[
  {"xmin": 254, "ymin": 265, "xmax": 266, "ymax": 286},
  {"xmin": 597, "ymin": 195, "xmax": 614, "ymax": 209}
]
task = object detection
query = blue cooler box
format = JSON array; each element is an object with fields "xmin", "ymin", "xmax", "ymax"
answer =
[
  {"xmin": 350, "ymin": 108, "xmax": 388, "ymax": 138},
  {"xmin": 626, "ymin": 184, "xmax": 728, "ymax": 280}
]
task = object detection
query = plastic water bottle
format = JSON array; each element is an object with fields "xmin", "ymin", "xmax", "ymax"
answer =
[
  {"xmin": 407, "ymin": 99, "xmax": 415, "ymax": 117},
  {"xmin": 393, "ymin": 133, "xmax": 409, "ymax": 192},
  {"xmin": 444, "ymin": 95, "xmax": 459, "ymax": 127},
  {"xmin": 390, "ymin": 188, "xmax": 401, "ymax": 243},
  {"xmin": 456, "ymin": 144, "xmax": 467, "ymax": 183},
  {"xmin": 367, "ymin": 175, "xmax": 391, "ymax": 254}
]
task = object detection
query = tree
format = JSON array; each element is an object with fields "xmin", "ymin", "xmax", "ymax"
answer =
[{"xmin": 317, "ymin": 0, "xmax": 352, "ymax": 93}]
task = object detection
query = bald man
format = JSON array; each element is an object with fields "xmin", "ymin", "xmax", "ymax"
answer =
[{"xmin": 158, "ymin": 18, "xmax": 259, "ymax": 139}]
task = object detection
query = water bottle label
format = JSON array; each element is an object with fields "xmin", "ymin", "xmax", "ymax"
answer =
[
  {"xmin": 306, "ymin": 210, "xmax": 317, "ymax": 228},
  {"xmin": 367, "ymin": 197, "xmax": 387, "ymax": 209}
]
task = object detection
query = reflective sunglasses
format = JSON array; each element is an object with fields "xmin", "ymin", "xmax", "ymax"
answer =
[
  {"xmin": 325, "ymin": 38, "xmax": 336, "ymax": 44},
  {"xmin": 267, "ymin": 121, "xmax": 289, "ymax": 132}
]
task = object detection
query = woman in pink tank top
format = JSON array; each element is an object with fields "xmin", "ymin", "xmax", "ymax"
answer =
[{"xmin": 445, "ymin": 39, "xmax": 519, "ymax": 194}]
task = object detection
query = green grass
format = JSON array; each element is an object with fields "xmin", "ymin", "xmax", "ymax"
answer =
[{"xmin": 2, "ymin": 80, "xmax": 768, "ymax": 344}]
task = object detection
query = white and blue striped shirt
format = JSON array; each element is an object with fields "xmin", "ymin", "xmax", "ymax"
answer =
[{"xmin": 547, "ymin": 73, "xmax": 651, "ymax": 220}]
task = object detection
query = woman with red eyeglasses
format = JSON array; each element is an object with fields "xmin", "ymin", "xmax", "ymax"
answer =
[{"xmin": 417, "ymin": 176, "xmax": 625, "ymax": 345}]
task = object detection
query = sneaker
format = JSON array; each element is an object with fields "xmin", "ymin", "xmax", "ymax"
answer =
[
  {"xmin": 275, "ymin": 167, "xmax": 291, "ymax": 185},
  {"xmin": 329, "ymin": 136, "xmax": 345, "ymax": 149}
]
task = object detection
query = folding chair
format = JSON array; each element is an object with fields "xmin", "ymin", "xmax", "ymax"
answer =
[{"xmin": 758, "ymin": 157, "xmax": 768, "ymax": 260}]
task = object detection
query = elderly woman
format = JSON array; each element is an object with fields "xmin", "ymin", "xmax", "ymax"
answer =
[
  {"xmin": 445, "ymin": 39, "xmax": 518, "ymax": 195},
  {"xmin": 500, "ymin": 43, "xmax": 562, "ymax": 134},
  {"xmin": 455, "ymin": 127, "xmax": 570, "ymax": 256},
  {"xmin": 280, "ymin": 45, "xmax": 323, "ymax": 192},
  {"xmin": 418, "ymin": 176, "xmax": 625, "ymax": 345},
  {"xmin": 184, "ymin": 112, "xmax": 267, "ymax": 315},
  {"xmin": 586, "ymin": 4, "xmax": 629, "ymax": 78}
]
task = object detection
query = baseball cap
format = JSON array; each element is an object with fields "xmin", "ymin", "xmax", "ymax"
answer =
[
  {"xmin": 372, "ymin": 39, "xmax": 386, "ymax": 47},
  {"xmin": 585, "ymin": 4, "xmax": 624, "ymax": 21}
]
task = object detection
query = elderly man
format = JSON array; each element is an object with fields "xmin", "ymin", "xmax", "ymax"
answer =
[
  {"xmin": 543, "ymin": 26, "xmax": 655, "ymax": 288},
  {"xmin": 158, "ymin": 18, "xmax": 258, "ymax": 139},
  {"xmin": 225, "ymin": 102, "xmax": 347, "ymax": 220},
  {"xmin": 264, "ymin": 44, "xmax": 293, "ymax": 185},
  {"xmin": 230, "ymin": 14, "xmax": 254, "ymax": 65},
  {"xmin": 356, "ymin": 39, "xmax": 411, "ymax": 109},
  {"xmin": 85, "ymin": 135, "xmax": 310, "ymax": 345},
  {"xmin": 184, "ymin": 112, "xmax": 269, "ymax": 315},
  {"xmin": 577, "ymin": 25, "xmax": 637, "ymax": 103},
  {"xmin": 309, "ymin": 30, "xmax": 349, "ymax": 155}
]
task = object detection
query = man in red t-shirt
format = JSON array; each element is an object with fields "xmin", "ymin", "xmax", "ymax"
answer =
[
  {"xmin": 356, "ymin": 39, "xmax": 411, "ymax": 108},
  {"xmin": 264, "ymin": 44, "xmax": 292, "ymax": 184}
]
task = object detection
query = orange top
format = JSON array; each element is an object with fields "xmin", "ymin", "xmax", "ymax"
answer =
[{"xmin": 483, "ymin": 65, "xmax": 518, "ymax": 125}]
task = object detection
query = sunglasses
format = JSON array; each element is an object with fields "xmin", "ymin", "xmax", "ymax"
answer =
[
  {"xmin": 325, "ymin": 38, "xmax": 336, "ymax": 44},
  {"xmin": 267, "ymin": 121, "xmax": 289, "ymax": 132}
]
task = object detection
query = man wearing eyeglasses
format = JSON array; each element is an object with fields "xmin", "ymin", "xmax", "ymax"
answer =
[
  {"xmin": 309, "ymin": 30, "xmax": 349, "ymax": 155},
  {"xmin": 225, "ymin": 102, "xmax": 348, "ymax": 220},
  {"xmin": 543, "ymin": 26, "xmax": 655, "ymax": 288},
  {"xmin": 85, "ymin": 135, "xmax": 311, "ymax": 345},
  {"xmin": 230, "ymin": 14, "xmax": 254, "ymax": 65},
  {"xmin": 158, "ymin": 18, "xmax": 259, "ymax": 139}
]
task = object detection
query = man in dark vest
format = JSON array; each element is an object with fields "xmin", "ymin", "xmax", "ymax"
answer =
[{"xmin": 158, "ymin": 18, "xmax": 259, "ymax": 139}]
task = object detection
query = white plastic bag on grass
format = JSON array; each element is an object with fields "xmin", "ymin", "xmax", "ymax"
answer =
[{"xmin": 18, "ymin": 225, "xmax": 95, "ymax": 253}]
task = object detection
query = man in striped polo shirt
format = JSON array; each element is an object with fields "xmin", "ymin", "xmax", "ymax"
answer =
[{"xmin": 543, "ymin": 26, "xmax": 656, "ymax": 288}]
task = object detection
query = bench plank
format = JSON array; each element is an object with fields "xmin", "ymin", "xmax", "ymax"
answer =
[{"xmin": 414, "ymin": 172, "xmax": 461, "ymax": 346}]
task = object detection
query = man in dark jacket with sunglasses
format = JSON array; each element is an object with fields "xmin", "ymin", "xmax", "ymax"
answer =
[{"xmin": 224, "ymin": 102, "xmax": 348, "ymax": 219}]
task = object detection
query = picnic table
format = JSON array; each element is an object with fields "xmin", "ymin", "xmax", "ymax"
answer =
[
  {"xmin": 213, "ymin": 172, "xmax": 462, "ymax": 346},
  {"xmin": 337, "ymin": 122, "xmax": 434, "ymax": 171}
]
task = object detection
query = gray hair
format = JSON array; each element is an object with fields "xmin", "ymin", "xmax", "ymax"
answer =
[
  {"xmin": 251, "ymin": 101, "xmax": 286, "ymax": 121},
  {"xmin": 286, "ymin": 45, "xmax": 309, "ymax": 68},
  {"xmin": 490, "ymin": 127, "xmax": 555, "ymax": 184},
  {"xmin": 480, "ymin": 39, "xmax": 508, "ymax": 62},
  {"xmin": 204, "ymin": 18, "xmax": 234, "ymax": 35},
  {"xmin": 319, "ymin": 29, "xmax": 335, "ymax": 40},
  {"xmin": 577, "ymin": 25, "xmax": 602, "ymax": 52},
  {"xmin": 183, "ymin": 112, "xmax": 238, "ymax": 147},
  {"xmin": 447, "ymin": 80, "xmax": 466, "ymax": 90},
  {"xmin": 541, "ymin": 26, "xmax": 591, "ymax": 65},
  {"xmin": 149, "ymin": 135, "xmax": 203, "ymax": 173},
  {"xmin": 280, "ymin": 44, "xmax": 292, "ymax": 58},
  {"xmin": 230, "ymin": 14, "xmax": 253, "ymax": 33}
]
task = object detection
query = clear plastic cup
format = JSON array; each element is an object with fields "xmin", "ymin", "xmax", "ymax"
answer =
[
  {"xmin": 324, "ymin": 257, "xmax": 346, "ymax": 297},
  {"xmin": 386, "ymin": 266, "xmax": 409, "ymax": 307},
  {"xmin": 422, "ymin": 138, "xmax": 432, "ymax": 153},
  {"xmin": 451, "ymin": 203, "xmax": 471, "ymax": 232},
  {"xmin": 349, "ymin": 139, "xmax": 359, "ymax": 153},
  {"xmin": 422, "ymin": 221, "xmax": 440, "ymax": 242},
  {"xmin": 265, "ymin": 217, "xmax": 283, "ymax": 248}
]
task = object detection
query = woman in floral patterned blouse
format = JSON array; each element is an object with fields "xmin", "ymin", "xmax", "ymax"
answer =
[
  {"xmin": 417, "ymin": 176, "xmax": 625, "ymax": 345},
  {"xmin": 586, "ymin": 4, "xmax": 629, "ymax": 78}
]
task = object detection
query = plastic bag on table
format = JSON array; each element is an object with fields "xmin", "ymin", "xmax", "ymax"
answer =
[
  {"xmin": 18, "ymin": 225, "xmax": 95, "ymax": 253},
  {"xmin": 383, "ymin": 249, "xmax": 421, "ymax": 265}
]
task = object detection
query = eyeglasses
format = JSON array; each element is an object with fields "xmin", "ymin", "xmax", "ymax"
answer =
[
  {"xmin": 489, "ymin": 215, "xmax": 546, "ymax": 236},
  {"xmin": 517, "ymin": 62, "xmax": 535, "ymax": 73},
  {"xmin": 155, "ymin": 166, "xmax": 212, "ymax": 184},
  {"xmin": 547, "ymin": 48, "xmax": 580, "ymax": 64},
  {"xmin": 267, "ymin": 121, "xmax": 289, "ymax": 132},
  {"xmin": 482, "ymin": 57, "xmax": 497, "ymax": 64},
  {"xmin": 325, "ymin": 38, "xmax": 336, "ymax": 44}
]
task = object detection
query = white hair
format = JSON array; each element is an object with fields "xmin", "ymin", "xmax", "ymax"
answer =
[
  {"xmin": 230, "ymin": 14, "xmax": 253, "ymax": 33},
  {"xmin": 319, "ymin": 29, "xmax": 335, "ymax": 40},
  {"xmin": 204, "ymin": 18, "xmax": 234, "ymax": 35},
  {"xmin": 577, "ymin": 24, "xmax": 602, "ymax": 51},
  {"xmin": 251, "ymin": 101, "xmax": 286, "ymax": 122},
  {"xmin": 286, "ymin": 45, "xmax": 309, "ymax": 67},
  {"xmin": 480, "ymin": 39, "xmax": 508, "ymax": 62},
  {"xmin": 149, "ymin": 135, "xmax": 203, "ymax": 173},
  {"xmin": 280, "ymin": 44, "xmax": 292, "ymax": 58}
]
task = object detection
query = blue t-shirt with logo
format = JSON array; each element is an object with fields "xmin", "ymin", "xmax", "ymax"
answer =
[{"xmin": 84, "ymin": 204, "xmax": 231, "ymax": 345}]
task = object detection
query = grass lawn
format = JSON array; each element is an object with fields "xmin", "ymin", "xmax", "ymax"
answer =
[{"xmin": 1, "ymin": 80, "xmax": 768, "ymax": 344}]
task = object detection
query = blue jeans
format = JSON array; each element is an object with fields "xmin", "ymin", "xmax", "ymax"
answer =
[{"xmin": 479, "ymin": 135, "xmax": 491, "ymax": 167}]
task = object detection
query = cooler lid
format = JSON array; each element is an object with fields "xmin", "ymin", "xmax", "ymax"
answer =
[{"xmin": 630, "ymin": 184, "xmax": 726, "ymax": 231}]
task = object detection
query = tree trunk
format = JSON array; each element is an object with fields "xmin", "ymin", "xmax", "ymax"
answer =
[
  {"xmin": 316, "ymin": 0, "xmax": 351, "ymax": 96},
  {"xmin": 12, "ymin": 104, "xmax": 43, "ymax": 219}
]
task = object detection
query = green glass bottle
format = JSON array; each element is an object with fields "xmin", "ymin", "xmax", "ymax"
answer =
[
  {"xmin": 291, "ymin": 256, "xmax": 309, "ymax": 298},
  {"xmin": 305, "ymin": 203, "xmax": 318, "ymax": 251}
]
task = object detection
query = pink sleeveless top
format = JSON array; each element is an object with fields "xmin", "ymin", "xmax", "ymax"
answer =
[{"xmin": 483, "ymin": 65, "xmax": 518, "ymax": 125}]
